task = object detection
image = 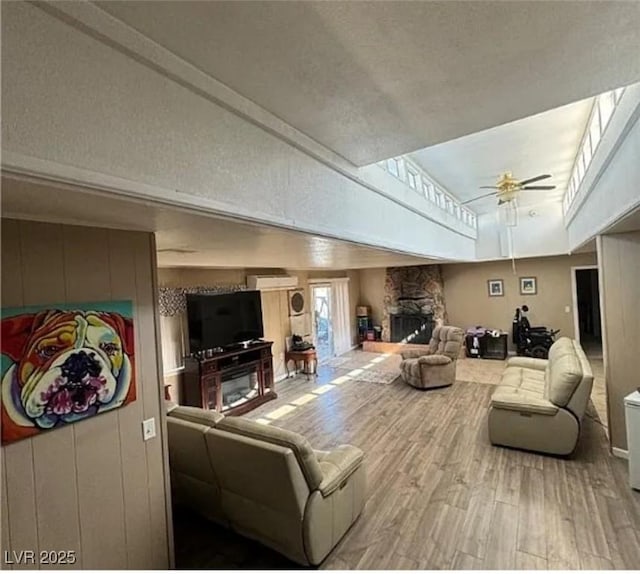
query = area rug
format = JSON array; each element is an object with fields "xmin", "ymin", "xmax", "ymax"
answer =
[
  {"xmin": 323, "ymin": 356, "xmax": 353, "ymax": 368},
  {"xmin": 349, "ymin": 370, "xmax": 399, "ymax": 385}
]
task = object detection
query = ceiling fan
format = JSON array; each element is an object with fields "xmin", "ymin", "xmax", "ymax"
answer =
[{"xmin": 462, "ymin": 172, "xmax": 556, "ymax": 205}]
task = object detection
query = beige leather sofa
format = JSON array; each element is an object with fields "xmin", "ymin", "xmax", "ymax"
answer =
[
  {"xmin": 166, "ymin": 405, "xmax": 366, "ymax": 566},
  {"xmin": 488, "ymin": 337, "xmax": 594, "ymax": 456},
  {"xmin": 399, "ymin": 325, "xmax": 465, "ymax": 389}
]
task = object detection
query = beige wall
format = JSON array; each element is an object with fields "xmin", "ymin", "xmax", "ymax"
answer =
[
  {"xmin": 157, "ymin": 267, "xmax": 360, "ymax": 396},
  {"xmin": 1, "ymin": 220, "xmax": 172, "ymax": 569},
  {"xmin": 358, "ymin": 268, "xmax": 386, "ymax": 326},
  {"xmin": 356, "ymin": 254, "xmax": 598, "ymax": 346},
  {"xmin": 598, "ymin": 231, "xmax": 640, "ymax": 450},
  {"xmin": 442, "ymin": 254, "xmax": 597, "ymax": 348}
]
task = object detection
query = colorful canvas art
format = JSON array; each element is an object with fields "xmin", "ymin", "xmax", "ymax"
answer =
[{"xmin": 1, "ymin": 301, "xmax": 136, "ymax": 445}]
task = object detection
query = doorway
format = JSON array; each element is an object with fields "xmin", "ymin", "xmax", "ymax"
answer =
[
  {"xmin": 572, "ymin": 265, "xmax": 607, "ymax": 432},
  {"xmin": 572, "ymin": 266, "xmax": 602, "ymax": 357},
  {"xmin": 312, "ymin": 284, "xmax": 334, "ymax": 362}
]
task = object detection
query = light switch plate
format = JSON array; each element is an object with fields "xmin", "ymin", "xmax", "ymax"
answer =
[
  {"xmin": 142, "ymin": 418, "xmax": 156, "ymax": 441},
  {"xmin": 565, "ymin": 306, "xmax": 571, "ymax": 313}
]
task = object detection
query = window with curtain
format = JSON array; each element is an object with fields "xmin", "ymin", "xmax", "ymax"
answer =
[{"xmin": 331, "ymin": 279, "xmax": 353, "ymax": 357}]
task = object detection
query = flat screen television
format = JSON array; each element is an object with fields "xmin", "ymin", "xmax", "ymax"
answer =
[{"xmin": 186, "ymin": 291, "xmax": 264, "ymax": 352}]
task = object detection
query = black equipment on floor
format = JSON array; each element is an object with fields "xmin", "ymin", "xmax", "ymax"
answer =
[
  {"xmin": 465, "ymin": 328, "xmax": 508, "ymax": 360},
  {"xmin": 512, "ymin": 305, "xmax": 559, "ymax": 359},
  {"xmin": 483, "ymin": 332, "xmax": 509, "ymax": 360}
]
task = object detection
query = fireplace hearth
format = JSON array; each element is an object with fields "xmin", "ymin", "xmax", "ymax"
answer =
[{"xmin": 390, "ymin": 313, "xmax": 434, "ymax": 344}]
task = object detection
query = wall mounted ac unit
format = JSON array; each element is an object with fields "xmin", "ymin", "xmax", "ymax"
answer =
[{"xmin": 246, "ymin": 275, "xmax": 299, "ymax": 292}]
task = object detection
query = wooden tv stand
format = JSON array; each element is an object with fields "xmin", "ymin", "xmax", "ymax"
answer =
[{"xmin": 182, "ymin": 341, "xmax": 276, "ymax": 416}]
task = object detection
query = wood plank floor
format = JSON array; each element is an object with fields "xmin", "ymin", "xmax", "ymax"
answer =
[{"xmin": 173, "ymin": 351, "xmax": 640, "ymax": 569}]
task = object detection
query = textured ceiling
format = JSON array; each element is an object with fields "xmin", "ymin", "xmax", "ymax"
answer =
[
  {"xmin": 410, "ymin": 97, "xmax": 594, "ymax": 213},
  {"xmin": 1, "ymin": 177, "xmax": 435, "ymax": 269},
  {"xmin": 96, "ymin": 0, "xmax": 640, "ymax": 165}
]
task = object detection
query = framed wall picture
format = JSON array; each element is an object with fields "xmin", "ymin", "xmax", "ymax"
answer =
[
  {"xmin": 487, "ymin": 279, "xmax": 504, "ymax": 297},
  {"xmin": 520, "ymin": 276, "xmax": 537, "ymax": 295},
  {"xmin": 1, "ymin": 300, "xmax": 136, "ymax": 445}
]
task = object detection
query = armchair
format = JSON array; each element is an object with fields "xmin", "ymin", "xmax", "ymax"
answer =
[{"xmin": 399, "ymin": 325, "xmax": 464, "ymax": 389}]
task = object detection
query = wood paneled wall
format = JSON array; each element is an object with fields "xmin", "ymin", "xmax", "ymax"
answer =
[
  {"xmin": 598, "ymin": 231, "xmax": 640, "ymax": 450},
  {"xmin": 1, "ymin": 220, "xmax": 172, "ymax": 569}
]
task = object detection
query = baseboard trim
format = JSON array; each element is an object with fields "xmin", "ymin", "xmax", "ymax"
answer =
[{"xmin": 612, "ymin": 447, "xmax": 629, "ymax": 460}]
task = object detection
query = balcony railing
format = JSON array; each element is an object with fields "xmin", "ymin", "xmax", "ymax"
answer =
[
  {"xmin": 563, "ymin": 87, "xmax": 625, "ymax": 215},
  {"xmin": 377, "ymin": 156, "xmax": 477, "ymax": 230}
]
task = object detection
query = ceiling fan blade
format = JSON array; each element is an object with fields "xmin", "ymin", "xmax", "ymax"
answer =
[
  {"xmin": 461, "ymin": 191, "xmax": 497, "ymax": 205},
  {"xmin": 521, "ymin": 185, "xmax": 556, "ymax": 190},
  {"xmin": 479, "ymin": 186, "xmax": 499, "ymax": 189},
  {"xmin": 519, "ymin": 174, "xmax": 551, "ymax": 186}
]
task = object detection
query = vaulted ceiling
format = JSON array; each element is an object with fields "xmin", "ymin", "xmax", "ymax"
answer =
[
  {"xmin": 410, "ymin": 97, "xmax": 594, "ymax": 213},
  {"xmin": 97, "ymin": 0, "xmax": 640, "ymax": 165}
]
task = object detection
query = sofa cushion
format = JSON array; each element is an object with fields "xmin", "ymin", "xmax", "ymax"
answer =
[
  {"xmin": 491, "ymin": 386, "xmax": 559, "ymax": 415},
  {"xmin": 167, "ymin": 417, "xmax": 218, "ymax": 484},
  {"xmin": 506, "ymin": 357, "xmax": 548, "ymax": 371},
  {"xmin": 492, "ymin": 363, "xmax": 554, "ymax": 414},
  {"xmin": 500, "ymin": 366, "xmax": 546, "ymax": 394},
  {"xmin": 428, "ymin": 326, "xmax": 464, "ymax": 359},
  {"xmin": 169, "ymin": 405, "xmax": 225, "ymax": 427},
  {"xmin": 216, "ymin": 416, "xmax": 323, "ymax": 490},
  {"xmin": 418, "ymin": 355, "xmax": 452, "ymax": 366},
  {"xmin": 545, "ymin": 338, "xmax": 584, "ymax": 407},
  {"xmin": 400, "ymin": 348, "xmax": 432, "ymax": 360}
]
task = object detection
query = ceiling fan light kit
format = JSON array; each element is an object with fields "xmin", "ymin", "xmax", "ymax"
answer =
[{"xmin": 459, "ymin": 170, "xmax": 558, "ymax": 270}]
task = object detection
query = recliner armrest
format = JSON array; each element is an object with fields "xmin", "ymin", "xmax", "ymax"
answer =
[
  {"xmin": 507, "ymin": 356, "xmax": 548, "ymax": 370},
  {"xmin": 315, "ymin": 445, "xmax": 364, "ymax": 497},
  {"xmin": 418, "ymin": 354, "xmax": 451, "ymax": 366},
  {"xmin": 400, "ymin": 349, "xmax": 432, "ymax": 360},
  {"xmin": 491, "ymin": 388, "xmax": 558, "ymax": 416}
]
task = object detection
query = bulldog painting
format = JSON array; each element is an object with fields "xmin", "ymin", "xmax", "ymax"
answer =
[{"xmin": 1, "ymin": 301, "xmax": 136, "ymax": 445}]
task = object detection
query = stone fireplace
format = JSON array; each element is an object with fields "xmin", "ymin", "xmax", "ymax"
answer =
[
  {"xmin": 382, "ymin": 265, "xmax": 447, "ymax": 343},
  {"xmin": 390, "ymin": 312, "xmax": 434, "ymax": 343}
]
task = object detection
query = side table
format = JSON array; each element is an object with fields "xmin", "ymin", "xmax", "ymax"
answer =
[{"xmin": 285, "ymin": 349, "xmax": 318, "ymax": 380}]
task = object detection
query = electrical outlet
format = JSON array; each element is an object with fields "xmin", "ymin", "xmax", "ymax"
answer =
[{"xmin": 142, "ymin": 418, "xmax": 156, "ymax": 441}]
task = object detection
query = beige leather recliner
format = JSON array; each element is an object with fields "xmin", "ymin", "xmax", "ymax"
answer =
[
  {"xmin": 488, "ymin": 337, "xmax": 594, "ymax": 456},
  {"xmin": 166, "ymin": 406, "xmax": 366, "ymax": 566},
  {"xmin": 399, "ymin": 325, "xmax": 465, "ymax": 389}
]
